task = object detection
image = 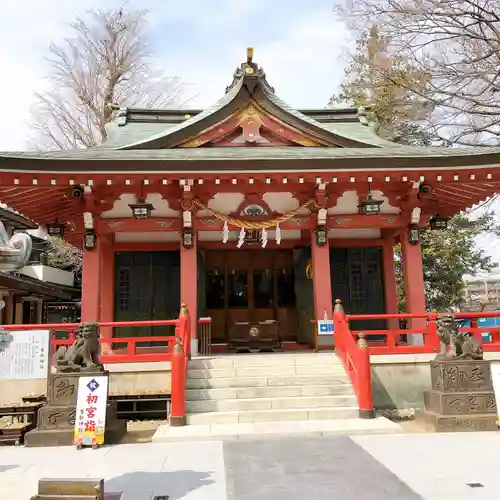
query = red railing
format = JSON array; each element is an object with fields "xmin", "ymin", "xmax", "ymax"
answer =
[
  {"xmin": 0, "ymin": 310, "xmax": 211, "ymax": 364},
  {"xmin": 346, "ymin": 311, "xmax": 500, "ymax": 355},
  {"xmin": 334, "ymin": 306, "xmax": 500, "ymax": 418},
  {"xmin": 170, "ymin": 304, "xmax": 191, "ymax": 426},
  {"xmin": 333, "ymin": 300, "xmax": 374, "ymax": 419},
  {"xmin": 2, "ymin": 303, "xmax": 199, "ymax": 427}
]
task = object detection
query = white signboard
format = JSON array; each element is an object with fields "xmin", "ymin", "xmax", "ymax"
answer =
[
  {"xmin": 0, "ymin": 329, "xmax": 50, "ymax": 380},
  {"xmin": 74, "ymin": 375, "xmax": 109, "ymax": 447},
  {"xmin": 317, "ymin": 319, "xmax": 335, "ymax": 336},
  {"xmin": 491, "ymin": 362, "xmax": 500, "ymax": 422}
]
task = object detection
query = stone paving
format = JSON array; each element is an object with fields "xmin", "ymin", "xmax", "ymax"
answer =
[{"xmin": 0, "ymin": 432, "xmax": 499, "ymax": 499}]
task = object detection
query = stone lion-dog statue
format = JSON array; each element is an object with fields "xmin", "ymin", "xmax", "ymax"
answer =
[
  {"xmin": 52, "ymin": 323, "xmax": 104, "ymax": 372},
  {"xmin": 436, "ymin": 313, "xmax": 483, "ymax": 360}
]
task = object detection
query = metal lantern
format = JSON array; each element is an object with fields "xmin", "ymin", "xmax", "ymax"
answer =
[
  {"xmin": 358, "ymin": 194, "xmax": 383, "ymax": 215},
  {"xmin": 182, "ymin": 227, "xmax": 194, "ymax": 249},
  {"xmin": 47, "ymin": 220, "xmax": 65, "ymax": 237},
  {"xmin": 129, "ymin": 196, "xmax": 155, "ymax": 219},
  {"xmin": 83, "ymin": 230, "xmax": 97, "ymax": 250},
  {"xmin": 407, "ymin": 224, "xmax": 420, "ymax": 245},
  {"xmin": 315, "ymin": 225, "xmax": 328, "ymax": 246},
  {"xmin": 429, "ymin": 215, "xmax": 449, "ymax": 230}
]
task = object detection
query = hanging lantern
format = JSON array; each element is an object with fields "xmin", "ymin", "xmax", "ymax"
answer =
[
  {"xmin": 47, "ymin": 220, "xmax": 65, "ymax": 237},
  {"xmin": 83, "ymin": 230, "xmax": 97, "ymax": 250},
  {"xmin": 407, "ymin": 224, "xmax": 420, "ymax": 245},
  {"xmin": 429, "ymin": 215, "xmax": 449, "ymax": 230},
  {"xmin": 182, "ymin": 227, "xmax": 194, "ymax": 249},
  {"xmin": 129, "ymin": 196, "xmax": 155, "ymax": 219},
  {"xmin": 315, "ymin": 225, "xmax": 328, "ymax": 246},
  {"xmin": 358, "ymin": 194, "xmax": 383, "ymax": 215}
]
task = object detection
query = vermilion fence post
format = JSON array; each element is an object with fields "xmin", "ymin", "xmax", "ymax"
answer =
[
  {"xmin": 180, "ymin": 303, "xmax": 191, "ymax": 360},
  {"xmin": 169, "ymin": 336, "xmax": 186, "ymax": 427},
  {"xmin": 356, "ymin": 333, "xmax": 375, "ymax": 419},
  {"xmin": 427, "ymin": 315, "xmax": 440, "ymax": 348}
]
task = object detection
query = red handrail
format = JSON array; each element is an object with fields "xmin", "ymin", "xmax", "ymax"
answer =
[
  {"xmin": 0, "ymin": 316, "xmax": 212, "ymax": 364},
  {"xmin": 333, "ymin": 300, "xmax": 374, "ymax": 419},
  {"xmin": 170, "ymin": 303, "xmax": 190, "ymax": 426},
  {"xmin": 343, "ymin": 311, "xmax": 500, "ymax": 355}
]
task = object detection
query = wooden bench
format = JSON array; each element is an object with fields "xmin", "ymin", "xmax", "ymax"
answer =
[{"xmin": 29, "ymin": 478, "xmax": 123, "ymax": 500}]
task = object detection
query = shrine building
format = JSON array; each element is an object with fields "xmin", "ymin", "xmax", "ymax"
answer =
[{"xmin": 1, "ymin": 48, "xmax": 500, "ymax": 354}]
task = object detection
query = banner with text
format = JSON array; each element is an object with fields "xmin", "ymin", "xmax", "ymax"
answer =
[{"xmin": 74, "ymin": 375, "xmax": 108, "ymax": 447}]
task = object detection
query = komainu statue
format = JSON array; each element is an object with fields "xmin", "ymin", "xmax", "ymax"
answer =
[
  {"xmin": 52, "ymin": 323, "xmax": 104, "ymax": 372},
  {"xmin": 0, "ymin": 221, "xmax": 32, "ymax": 271},
  {"xmin": 436, "ymin": 313, "xmax": 483, "ymax": 360}
]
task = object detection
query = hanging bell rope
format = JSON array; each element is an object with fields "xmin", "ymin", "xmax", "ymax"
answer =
[{"xmin": 193, "ymin": 198, "xmax": 313, "ymax": 230}]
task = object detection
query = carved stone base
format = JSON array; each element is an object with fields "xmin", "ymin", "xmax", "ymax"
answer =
[
  {"xmin": 423, "ymin": 358, "xmax": 498, "ymax": 433},
  {"xmin": 420, "ymin": 411, "xmax": 498, "ymax": 432},
  {"xmin": 25, "ymin": 371, "xmax": 126, "ymax": 447},
  {"xmin": 424, "ymin": 390, "xmax": 496, "ymax": 416}
]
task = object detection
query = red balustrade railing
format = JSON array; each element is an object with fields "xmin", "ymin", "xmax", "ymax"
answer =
[
  {"xmin": 333, "ymin": 300, "xmax": 374, "ymax": 419},
  {"xmin": 0, "ymin": 310, "xmax": 211, "ymax": 364},
  {"xmin": 346, "ymin": 311, "xmax": 500, "ymax": 355},
  {"xmin": 2, "ymin": 303, "xmax": 202, "ymax": 427},
  {"xmin": 332, "ymin": 305, "xmax": 500, "ymax": 417}
]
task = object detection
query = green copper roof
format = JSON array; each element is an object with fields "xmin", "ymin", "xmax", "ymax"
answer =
[
  {"xmin": 97, "ymin": 54, "xmax": 395, "ymax": 150},
  {"xmin": 2, "ymin": 145, "xmax": 500, "ymax": 164}
]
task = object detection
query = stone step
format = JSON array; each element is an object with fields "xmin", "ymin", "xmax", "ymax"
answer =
[
  {"xmin": 185, "ymin": 383, "xmax": 355, "ymax": 401},
  {"xmin": 188, "ymin": 353, "xmax": 341, "ymax": 369},
  {"xmin": 186, "ymin": 394, "xmax": 358, "ymax": 413},
  {"xmin": 187, "ymin": 364, "xmax": 346, "ymax": 379},
  {"xmin": 186, "ymin": 406, "xmax": 359, "ymax": 425},
  {"xmin": 185, "ymin": 374, "xmax": 350, "ymax": 389},
  {"xmin": 152, "ymin": 417, "xmax": 404, "ymax": 442}
]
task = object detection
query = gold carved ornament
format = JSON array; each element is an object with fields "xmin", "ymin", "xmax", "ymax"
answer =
[
  {"xmin": 306, "ymin": 258, "xmax": 313, "ymax": 280},
  {"xmin": 193, "ymin": 198, "xmax": 314, "ymax": 230}
]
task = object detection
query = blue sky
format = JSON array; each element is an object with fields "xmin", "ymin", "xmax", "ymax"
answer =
[{"xmin": 0, "ymin": 0, "xmax": 349, "ymax": 150}]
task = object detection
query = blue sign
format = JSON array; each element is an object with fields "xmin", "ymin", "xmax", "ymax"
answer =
[{"xmin": 317, "ymin": 319, "xmax": 334, "ymax": 336}]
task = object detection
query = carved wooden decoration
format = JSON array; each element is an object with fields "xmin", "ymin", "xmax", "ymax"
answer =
[{"xmin": 177, "ymin": 103, "xmax": 327, "ymax": 148}]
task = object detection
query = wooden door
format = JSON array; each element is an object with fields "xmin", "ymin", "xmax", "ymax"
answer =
[
  {"xmin": 114, "ymin": 251, "xmax": 180, "ymax": 344},
  {"xmin": 205, "ymin": 250, "xmax": 298, "ymax": 342},
  {"xmin": 330, "ymin": 247, "xmax": 386, "ymax": 332}
]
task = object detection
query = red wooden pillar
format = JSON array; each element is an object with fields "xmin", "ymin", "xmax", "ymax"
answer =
[
  {"xmin": 382, "ymin": 240, "xmax": 399, "ymax": 330},
  {"xmin": 81, "ymin": 237, "xmax": 102, "ymax": 324},
  {"xmin": 99, "ymin": 237, "xmax": 114, "ymax": 354},
  {"xmin": 180, "ymin": 231, "xmax": 198, "ymax": 355},
  {"xmin": 400, "ymin": 235, "xmax": 427, "ymax": 345},
  {"xmin": 311, "ymin": 231, "xmax": 333, "ymax": 321}
]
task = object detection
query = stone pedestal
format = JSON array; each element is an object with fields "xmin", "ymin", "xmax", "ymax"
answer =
[
  {"xmin": 423, "ymin": 359, "xmax": 497, "ymax": 432},
  {"xmin": 25, "ymin": 371, "xmax": 126, "ymax": 447}
]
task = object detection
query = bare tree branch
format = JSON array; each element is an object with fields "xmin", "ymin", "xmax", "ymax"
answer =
[
  {"xmin": 29, "ymin": 7, "xmax": 190, "ymax": 150},
  {"xmin": 335, "ymin": 0, "xmax": 500, "ymax": 146}
]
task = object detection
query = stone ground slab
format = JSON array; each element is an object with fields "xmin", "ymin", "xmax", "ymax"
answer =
[
  {"xmin": 0, "ymin": 441, "xmax": 226, "ymax": 500},
  {"xmin": 224, "ymin": 435, "xmax": 422, "ymax": 500},
  {"xmin": 152, "ymin": 416, "xmax": 402, "ymax": 441},
  {"xmin": 352, "ymin": 432, "xmax": 500, "ymax": 500},
  {"xmin": 0, "ymin": 432, "xmax": 499, "ymax": 499}
]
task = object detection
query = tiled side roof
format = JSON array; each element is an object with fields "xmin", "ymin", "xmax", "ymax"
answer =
[{"xmin": 2, "ymin": 145, "xmax": 500, "ymax": 162}]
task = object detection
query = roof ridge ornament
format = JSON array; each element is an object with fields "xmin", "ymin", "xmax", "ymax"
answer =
[
  {"xmin": 225, "ymin": 47, "xmax": 275, "ymax": 95},
  {"xmin": 358, "ymin": 106, "xmax": 369, "ymax": 126}
]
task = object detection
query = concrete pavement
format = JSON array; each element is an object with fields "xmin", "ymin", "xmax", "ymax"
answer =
[{"xmin": 0, "ymin": 432, "xmax": 499, "ymax": 499}]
